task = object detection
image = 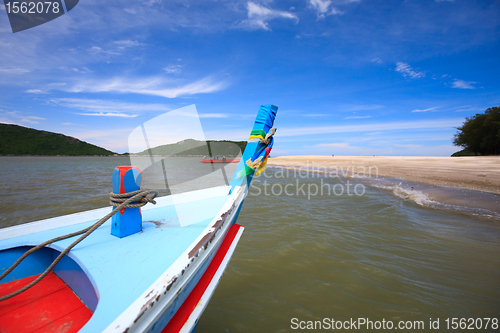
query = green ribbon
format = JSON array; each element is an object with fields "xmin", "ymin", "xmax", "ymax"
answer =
[{"xmin": 249, "ymin": 129, "xmax": 267, "ymax": 139}]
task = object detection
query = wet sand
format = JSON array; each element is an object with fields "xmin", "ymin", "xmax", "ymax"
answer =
[{"xmin": 268, "ymin": 156, "xmax": 500, "ymax": 195}]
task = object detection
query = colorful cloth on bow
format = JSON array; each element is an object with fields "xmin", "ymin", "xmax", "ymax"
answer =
[
  {"xmin": 248, "ymin": 129, "xmax": 267, "ymax": 141},
  {"xmin": 237, "ymin": 129, "xmax": 275, "ymax": 179}
]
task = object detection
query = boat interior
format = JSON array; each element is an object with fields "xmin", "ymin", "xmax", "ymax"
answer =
[{"xmin": 0, "ymin": 185, "xmax": 235, "ymax": 333}]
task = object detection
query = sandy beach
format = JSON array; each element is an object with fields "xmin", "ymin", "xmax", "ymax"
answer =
[{"xmin": 268, "ymin": 156, "xmax": 500, "ymax": 195}]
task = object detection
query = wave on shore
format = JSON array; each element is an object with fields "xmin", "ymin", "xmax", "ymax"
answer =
[
  {"xmin": 372, "ymin": 181, "xmax": 500, "ymax": 220},
  {"xmin": 268, "ymin": 165, "xmax": 500, "ymax": 221}
]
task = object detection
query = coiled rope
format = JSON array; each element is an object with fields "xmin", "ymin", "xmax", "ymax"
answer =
[{"xmin": 0, "ymin": 189, "xmax": 158, "ymax": 302}]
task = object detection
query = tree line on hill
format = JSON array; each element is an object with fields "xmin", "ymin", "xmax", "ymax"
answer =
[
  {"xmin": 453, "ymin": 106, "xmax": 500, "ymax": 156},
  {"xmin": 135, "ymin": 138, "xmax": 246, "ymax": 156},
  {"xmin": 0, "ymin": 123, "xmax": 247, "ymax": 157},
  {"xmin": 0, "ymin": 123, "xmax": 116, "ymax": 156}
]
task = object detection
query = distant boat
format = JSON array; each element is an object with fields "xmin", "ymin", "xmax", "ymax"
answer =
[
  {"xmin": 200, "ymin": 158, "xmax": 241, "ymax": 163},
  {"xmin": 0, "ymin": 104, "xmax": 278, "ymax": 333}
]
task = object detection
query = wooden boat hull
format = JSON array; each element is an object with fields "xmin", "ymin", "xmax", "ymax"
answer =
[
  {"xmin": 0, "ymin": 104, "xmax": 278, "ymax": 332},
  {"xmin": 0, "ymin": 185, "xmax": 247, "ymax": 333},
  {"xmin": 162, "ymin": 223, "xmax": 244, "ymax": 333}
]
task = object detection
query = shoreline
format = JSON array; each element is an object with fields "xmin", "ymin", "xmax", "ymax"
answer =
[
  {"xmin": 268, "ymin": 155, "xmax": 500, "ymax": 218},
  {"xmin": 268, "ymin": 155, "xmax": 500, "ymax": 195}
]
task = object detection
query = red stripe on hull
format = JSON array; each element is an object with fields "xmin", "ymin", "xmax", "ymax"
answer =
[
  {"xmin": 0, "ymin": 272, "xmax": 92, "ymax": 333},
  {"xmin": 162, "ymin": 224, "xmax": 243, "ymax": 333}
]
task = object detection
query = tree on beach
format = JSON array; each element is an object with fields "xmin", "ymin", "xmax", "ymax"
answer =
[{"xmin": 453, "ymin": 106, "xmax": 500, "ymax": 156}]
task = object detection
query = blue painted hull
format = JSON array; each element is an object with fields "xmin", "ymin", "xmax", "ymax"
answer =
[{"xmin": 0, "ymin": 185, "xmax": 247, "ymax": 333}]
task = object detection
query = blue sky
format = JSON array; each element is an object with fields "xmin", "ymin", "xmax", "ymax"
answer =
[{"xmin": 0, "ymin": 0, "xmax": 499, "ymax": 156}]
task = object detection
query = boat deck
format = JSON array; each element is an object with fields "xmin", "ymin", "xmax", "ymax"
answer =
[
  {"xmin": 0, "ymin": 272, "xmax": 93, "ymax": 333},
  {"xmin": 0, "ymin": 186, "xmax": 234, "ymax": 333}
]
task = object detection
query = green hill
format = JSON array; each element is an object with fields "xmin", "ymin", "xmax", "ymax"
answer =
[
  {"xmin": 0, "ymin": 123, "xmax": 116, "ymax": 156},
  {"xmin": 136, "ymin": 138, "xmax": 247, "ymax": 156}
]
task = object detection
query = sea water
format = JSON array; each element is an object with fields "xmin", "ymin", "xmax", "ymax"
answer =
[{"xmin": 1, "ymin": 157, "xmax": 499, "ymax": 332}]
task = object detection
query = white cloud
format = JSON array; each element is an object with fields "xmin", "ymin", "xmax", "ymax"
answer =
[
  {"xmin": 395, "ymin": 62, "xmax": 425, "ymax": 79},
  {"xmin": 0, "ymin": 110, "xmax": 46, "ymax": 125},
  {"xmin": 371, "ymin": 58, "xmax": 383, "ymax": 64},
  {"xmin": 309, "ymin": 144, "xmax": 458, "ymax": 157},
  {"xmin": 89, "ymin": 46, "xmax": 120, "ymax": 56},
  {"xmin": 25, "ymin": 89, "xmax": 46, "ymax": 94},
  {"xmin": 315, "ymin": 142, "xmax": 349, "ymax": 147},
  {"xmin": 62, "ymin": 122, "xmax": 79, "ymax": 126},
  {"xmin": 310, "ymin": 0, "xmax": 331, "ymax": 16},
  {"xmin": 203, "ymin": 128, "xmax": 250, "ymax": 141},
  {"xmin": 163, "ymin": 65, "xmax": 182, "ymax": 74},
  {"xmin": 345, "ymin": 115, "xmax": 372, "ymax": 119},
  {"xmin": 71, "ymin": 67, "xmax": 92, "ymax": 73},
  {"xmin": 19, "ymin": 116, "xmax": 45, "ymax": 124},
  {"xmin": 341, "ymin": 104, "xmax": 384, "ymax": 112},
  {"xmin": 240, "ymin": 2, "xmax": 298, "ymax": 31},
  {"xmin": 452, "ymin": 79, "xmax": 476, "ymax": 89},
  {"xmin": 277, "ymin": 118, "xmax": 464, "ymax": 137},
  {"xmin": 143, "ymin": 0, "xmax": 162, "ymax": 6},
  {"xmin": 198, "ymin": 113, "xmax": 229, "ymax": 118},
  {"xmin": 308, "ymin": 0, "xmax": 343, "ymax": 19},
  {"xmin": 411, "ymin": 106, "xmax": 440, "ymax": 113},
  {"xmin": 202, "ymin": 118, "xmax": 464, "ymax": 143},
  {"xmin": 453, "ymin": 105, "xmax": 484, "ymax": 113},
  {"xmin": 77, "ymin": 112, "xmax": 137, "ymax": 118},
  {"xmin": 114, "ymin": 40, "xmax": 142, "ymax": 48},
  {"xmin": 0, "ymin": 4, "xmax": 5, "ymax": 10},
  {"xmin": 60, "ymin": 75, "xmax": 229, "ymax": 98},
  {"xmin": 49, "ymin": 98, "xmax": 172, "ymax": 117},
  {"xmin": 87, "ymin": 41, "xmax": 142, "ymax": 57},
  {"xmin": 167, "ymin": 110, "xmax": 229, "ymax": 119},
  {"xmin": 0, "ymin": 68, "xmax": 31, "ymax": 74}
]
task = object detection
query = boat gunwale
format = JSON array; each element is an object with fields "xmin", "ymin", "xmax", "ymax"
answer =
[
  {"xmin": 104, "ymin": 185, "xmax": 246, "ymax": 333},
  {"xmin": 0, "ymin": 184, "xmax": 244, "ymax": 333},
  {"xmin": 0, "ymin": 185, "xmax": 232, "ymax": 243}
]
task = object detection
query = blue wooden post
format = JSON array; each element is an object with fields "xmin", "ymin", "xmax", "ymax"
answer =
[
  {"xmin": 229, "ymin": 105, "xmax": 278, "ymax": 190},
  {"xmin": 111, "ymin": 166, "xmax": 143, "ymax": 238}
]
